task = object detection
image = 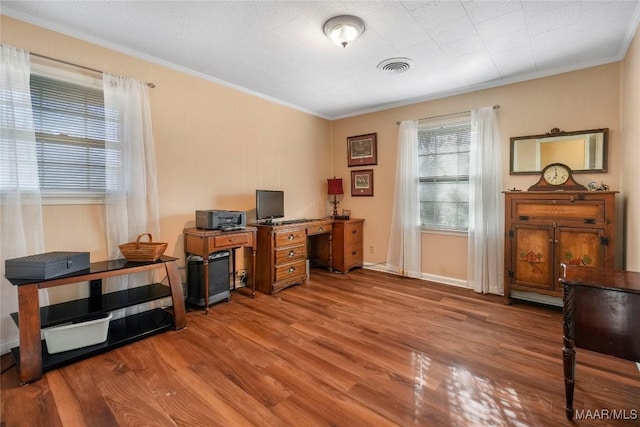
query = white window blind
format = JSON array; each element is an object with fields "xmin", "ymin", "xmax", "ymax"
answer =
[
  {"xmin": 418, "ymin": 114, "xmax": 471, "ymax": 231},
  {"xmin": 30, "ymin": 71, "xmax": 106, "ymax": 198}
]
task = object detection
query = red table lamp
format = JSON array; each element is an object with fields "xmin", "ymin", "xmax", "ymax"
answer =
[{"xmin": 327, "ymin": 177, "xmax": 344, "ymax": 217}]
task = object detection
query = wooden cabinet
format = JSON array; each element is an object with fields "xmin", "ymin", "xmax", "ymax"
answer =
[
  {"xmin": 332, "ymin": 218, "xmax": 364, "ymax": 273},
  {"xmin": 503, "ymin": 191, "xmax": 616, "ymax": 303},
  {"xmin": 8, "ymin": 257, "xmax": 186, "ymax": 384}
]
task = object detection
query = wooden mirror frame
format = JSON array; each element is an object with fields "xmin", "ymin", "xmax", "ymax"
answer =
[{"xmin": 510, "ymin": 128, "xmax": 608, "ymax": 175}]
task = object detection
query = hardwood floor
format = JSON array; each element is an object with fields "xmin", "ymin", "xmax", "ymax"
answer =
[{"xmin": 2, "ymin": 268, "xmax": 638, "ymax": 426}]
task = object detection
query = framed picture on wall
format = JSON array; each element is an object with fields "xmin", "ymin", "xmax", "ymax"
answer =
[
  {"xmin": 347, "ymin": 133, "xmax": 377, "ymax": 167},
  {"xmin": 351, "ymin": 169, "xmax": 374, "ymax": 196}
]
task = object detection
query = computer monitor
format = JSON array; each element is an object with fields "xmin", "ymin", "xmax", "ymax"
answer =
[{"xmin": 255, "ymin": 190, "xmax": 284, "ymax": 223}]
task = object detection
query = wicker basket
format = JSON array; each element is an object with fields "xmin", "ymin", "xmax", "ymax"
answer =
[{"xmin": 119, "ymin": 233, "xmax": 167, "ymax": 262}]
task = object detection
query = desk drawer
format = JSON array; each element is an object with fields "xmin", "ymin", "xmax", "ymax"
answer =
[
  {"xmin": 212, "ymin": 232, "xmax": 251, "ymax": 249},
  {"xmin": 274, "ymin": 245, "xmax": 306, "ymax": 265},
  {"xmin": 307, "ymin": 222, "xmax": 332, "ymax": 235},
  {"xmin": 274, "ymin": 229, "xmax": 306, "ymax": 248},
  {"xmin": 344, "ymin": 243, "xmax": 363, "ymax": 270},
  {"xmin": 274, "ymin": 260, "xmax": 306, "ymax": 282},
  {"xmin": 344, "ymin": 222, "xmax": 363, "ymax": 245}
]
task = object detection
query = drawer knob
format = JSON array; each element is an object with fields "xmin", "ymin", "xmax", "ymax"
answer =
[
  {"xmin": 351, "ymin": 251, "xmax": 357, "ymax": 256},
  {"xmin": 319, "ymin": 227, "xmax": 323, "ymax": 231},
  {"xmin": 352, "ymin": 229, "xmax": 357, "ymax": 234},
  {"xmin": 287, "ymin": 266, "xmax": 296, "ymax": 273},
  {"xmin": 288, "ymin": 250, "xmax": 295, "ymax": 257},
  {"xmin": 287, "ymin": 234, "xmax": 294, "ymax": 240}
]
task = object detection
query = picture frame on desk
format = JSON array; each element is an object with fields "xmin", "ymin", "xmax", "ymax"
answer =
[
  {"xmin": 347, "ymin": 133, "xmax": 377, "ymax": 167},
  {"xmin": 334, "ymin": 209, "xmax": 351, "ymax": 220},
  {"xmin": 351, "ymin": 169, "xmax": 373, "ymax": 196}
]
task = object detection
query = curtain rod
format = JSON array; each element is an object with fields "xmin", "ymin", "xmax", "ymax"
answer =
[
  {"xmin": 396, "ymin": 104, "xmax": 499, "ymax": 125},
  {"xmin": 30, "ymin": 52, "xmax": 156, "ymax": 88}
]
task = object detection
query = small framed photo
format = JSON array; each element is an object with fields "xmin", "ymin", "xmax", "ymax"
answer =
[
  {"xmin": 351, "ymin": 169, "xmax": 374, "ymax": 197},
  {"xmin": 347, "ymin": 133, "xmax": 377, "ymax": 167}
]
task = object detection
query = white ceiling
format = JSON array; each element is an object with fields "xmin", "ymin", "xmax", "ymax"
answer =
[{"xmin": 3, "ymin": 1, "xmax": 640, "ymax": 119}]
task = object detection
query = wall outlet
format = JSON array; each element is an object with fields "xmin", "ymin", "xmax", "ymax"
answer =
[{"xmin": 369, "ymin": 245, "xmax": 375, "ymax": 254}]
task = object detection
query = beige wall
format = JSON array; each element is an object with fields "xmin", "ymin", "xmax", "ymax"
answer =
[
  {"xmin": 621, "ymin": 24, "xmax": 640, "ymax": 271},
  {"xmin": 332, "ymin": 62, "xmax": 625, "ymax": 282},
  {"xmin": 0, "ymin": 15, "xmax": 332, "ymax": 352},
  {"xmin": 1, "ymin": 15, "xmax": 332, "ymax": 262}
]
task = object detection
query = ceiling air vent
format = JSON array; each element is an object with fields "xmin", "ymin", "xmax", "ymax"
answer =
[{"xmin": 377, "ymin": 57, "xmax": 414, "ymax": 74}]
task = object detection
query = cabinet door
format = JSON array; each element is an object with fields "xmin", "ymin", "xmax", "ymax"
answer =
[
  {"xmin": 555, "ymin": 227, "xmax": 606, "ymax": 291},
  {"xmin": 511, "ymin": 225, "xmax": 555, "ymax": 291}
]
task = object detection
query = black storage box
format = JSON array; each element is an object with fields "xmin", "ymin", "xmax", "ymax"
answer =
[{"xmin": 5, "ymin": 251, "xmax": 90, "ymax": 280}]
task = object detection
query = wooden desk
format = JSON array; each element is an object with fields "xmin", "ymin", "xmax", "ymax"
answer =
[
  {"xmin": 183, "ymin": 227, "xmax": 257, "ymax": 312},
  {"xmin": 250, "ymin": 218, "xmax": 365, "ymax": 294},
  {"xmin": 560, "ymin": 264, "xmax": 640, "ymax": 420},
  {"xmin": 254, "ymin": 219, "xmax": 334, "ymax": 294},
  {"xmin": 8, "ymin": 256, "xmax": 186, "ymax": 384}
]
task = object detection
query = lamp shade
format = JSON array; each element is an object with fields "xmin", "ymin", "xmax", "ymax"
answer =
[
  {"xmin": 323, "ymin": 15, "xmax": 365, "ymax": 48},
  {"xmin": 327, "ymin": 177, "xmax": 344, "ymax": 195}
]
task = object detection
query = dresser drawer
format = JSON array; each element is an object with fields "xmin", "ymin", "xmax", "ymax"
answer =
[
  {"xmin": 274, "ymin": 260, "xmax": 306, "ymax": 282},
  {"xmin": 274, "ymin": 244, "xmax": 306, "ymax": 265},
  {"xmin": 512, "ymin": 200, "xmax": 605, "ymax": 222},
  {"xmin": 274, "ymin": 229, "xmax": 306, "ymax": 248}
]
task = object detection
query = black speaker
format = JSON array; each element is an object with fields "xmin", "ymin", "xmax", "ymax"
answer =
[{"xmin": 186, "ymin": 251, "xmax": 230, "ymax": 307}]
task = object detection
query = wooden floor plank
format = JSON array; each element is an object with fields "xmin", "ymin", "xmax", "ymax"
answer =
[
  {"xmin": 46, "ymin": 369, "xmax": 88, "ymax": 427},
  {"xmin": 2, "ymin": 268, "xmax": 639, "ymax": 426}
]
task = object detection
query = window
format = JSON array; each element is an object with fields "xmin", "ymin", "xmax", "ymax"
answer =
[
  {"xmin": 30, "ymin": 65, "xmax": 106, "ymax": 201},
  {"xmin": 418, "ymin": 114, "xmax": 471, "ymax": 231}
]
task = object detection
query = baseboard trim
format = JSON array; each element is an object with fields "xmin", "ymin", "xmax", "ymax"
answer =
[
  {"xmin": 363, "ymin": 262, "xmax": 470, "ymax": 289},
  {"xmin": 420, "ymin": 273, "xmax": 468, "ymax": 289},
  {"xmin": 510, "ymin": 290, "xmax": 563, "ymax": 307}
]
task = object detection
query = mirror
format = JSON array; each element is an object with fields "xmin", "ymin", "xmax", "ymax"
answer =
[{"xmin": 510, "ymin": 128, "xmax": 608, "ymax": 174}]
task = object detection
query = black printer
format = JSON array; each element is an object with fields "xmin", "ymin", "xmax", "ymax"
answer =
[{"xmin": 196, "ymin": 210, "xmax": 246, "ymax": 230}]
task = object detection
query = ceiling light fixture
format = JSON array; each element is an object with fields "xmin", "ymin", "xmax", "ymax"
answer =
[{"xmin": 323, "ymin": 15, "xmax": 365, "ymax": 48}]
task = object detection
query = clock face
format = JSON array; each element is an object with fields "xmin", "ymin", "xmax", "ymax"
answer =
[{"xmin": 543, "ymin": 164, "xmax": 570, "ymax": 185}]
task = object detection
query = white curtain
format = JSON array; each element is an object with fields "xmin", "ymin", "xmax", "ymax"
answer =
[
  {"xmin": 103, "ymin": 73, "xmax": 161, "ymax": 310},
  {"xmin": 0, "ymin": 45, "xmax": 47, "ymax": 354},
  {"xmin": 387, "ymin": 120, "xmax": 421, "ymax": 278},
  {"xmin": 467, "ymin": 107, "xmax": 504, "ymax": 294}
]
